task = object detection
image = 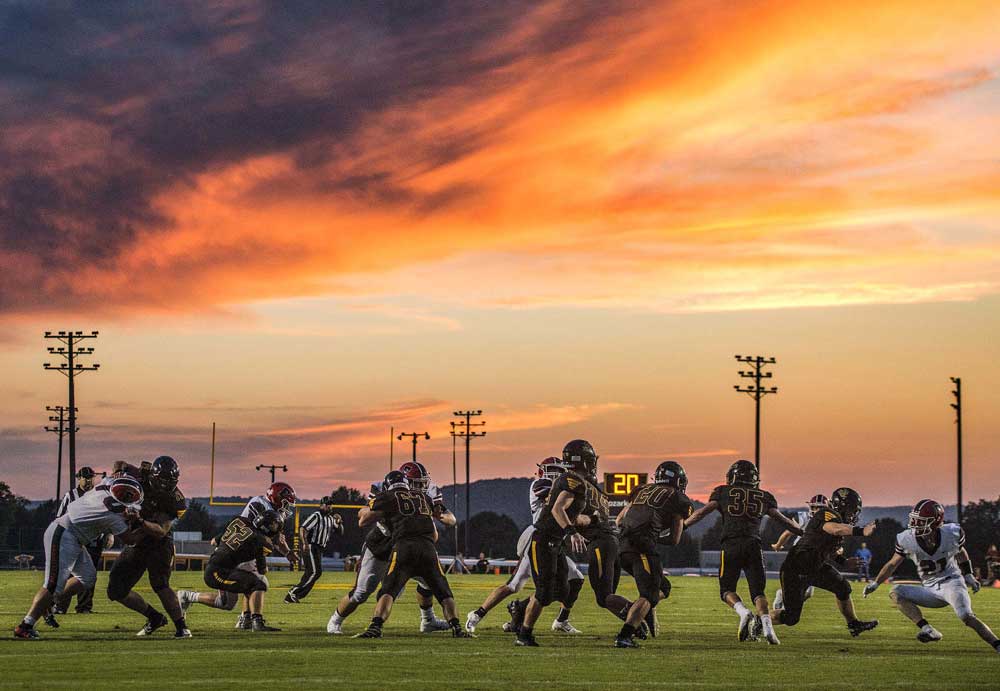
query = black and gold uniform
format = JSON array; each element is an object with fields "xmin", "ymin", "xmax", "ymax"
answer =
[
  {"xmin": 531, "ymin": 470, "xmax": 589, "ymax": 606},
  {"xmin": 710, "ymin": 482, "xmax": 778, "ymax": 602},
  {"xmin": 582, "ymin": 479, "xmax": 622, "ymax": 609},
  {"xmin": 373, "ymin": 487, "xmax": 453, "ymax": 603},
  {"xmin": 620, "ymin": 483, "xmax": 693, "ymax": 605},
  {"xmin": 204, "ymin": 516, "xmax": 273, "ymax": 594},
  {"xmin": 777, "ymin": 507, "xmax": 853, "ymax": 625},
  {"xmin": 107, "ymin": 461, "xmax": 187, "ymax": 601}
]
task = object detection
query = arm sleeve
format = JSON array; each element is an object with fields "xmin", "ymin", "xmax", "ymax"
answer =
[
  {"xmin": 709, "ymin": 486, "xmax": 724, "ymax": 504},
  {"xmin": 764, "ymin": 492, "xmax": 778, "ymax": 513},
  {"xmin": 56, "ymin": 492, "xmax": 72, "ymax": 518},
  {"xmin": 245, "ymin": 500, "xmax": 268, "ymax": 520},
  {"xmin": 428, "ymin": 482, "xmax": 444, "ymax": 505},
  {"xmin": 556, "ymin": 473, "xmax": 586, "ymax": 499},
  {"xmin": 301, "ymin": 512, "xmax": 319, "ymax": 531},
  {"xmin": 957, "ymin": 527, "xmax": 966, "ymax": 547},
  {"xmin": 894, "ymin": 538, "xmax": 906, "ymax": 557}
]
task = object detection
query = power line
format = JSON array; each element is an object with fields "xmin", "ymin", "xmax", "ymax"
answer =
[
  {"xmin": 44, "ymin": 405, "xmax": 77, "ymax": 501},
  {"xmin": 396, "ymin": 431, "xmax": 429, "ymax": 462},
  {"xmin": 452, "ymin": 409, "xmax": 485, "ymax": 553},
  {"xmin": 44, "ymin": 331, "xmax": 99, "ymax": 485},
  {"xmin": 734, "ymin": 355, "xmax": 777, "ymax": 473},
  {"xmin": 256, "ymin": 464, "xmax": 288, "ymax": 484},
  {"xmin": 950, "ymin": 377, "xmax": 963, "ymax": 525}
]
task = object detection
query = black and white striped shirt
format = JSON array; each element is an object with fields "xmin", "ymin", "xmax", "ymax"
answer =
[
  {"xmin": 301, "ymin": 511, "xmax": 341, "ymax": 548},
  {"xmin": 56, "ymin": 488, "xmax": 87, "ymax": 518}
]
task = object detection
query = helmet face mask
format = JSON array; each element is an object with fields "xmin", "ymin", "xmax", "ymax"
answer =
[
  {"xmin": 538, "ymin": 457, "xmax": 568, "ymax": 481},
  {"xmin": 908, "ymin": 499, "xmax": 944, "ymax": 537},
  {"xmin": 266, "ymin": 482, "xmax": 297, "ymax": 513},
  {"xmin": 726, "ymin": 460, "xmax": 759, "ymax": 488},
  {"xmin": 562, "ymin": 439, "xmax": 598, "ymax": 479},
  {"xmin": 829, "ymin": 487, "xmax": 863, "ymax": 525},
  {"xmin": 384, "ymin": 470, "xmax": 409, "ymax": 492},
  {"xmin": 150, "ymin": 456, "xmax": 179, "ymax": 492},
  {"xmin": 108, "ymin": 477, "xmax": 144, "ymax": 510},
  {"xmin": 807, "ymin": 494, "xmax": 829, "ymax": 516},
  {"xmin": 654, "ymin": 461, "xmax": 687, "ymax": 491},
  {"xmin": 399, "ymin": 462, "xmax": 430, "ymax": 492},
  {"xmin": 254, "ymin": 509, "xmax": 282, "ymax": 538}
]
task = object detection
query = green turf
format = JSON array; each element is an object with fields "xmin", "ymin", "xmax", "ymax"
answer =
[{"xmin": 0, "ymin": 570, "xmax": 997, "ymax": 688}]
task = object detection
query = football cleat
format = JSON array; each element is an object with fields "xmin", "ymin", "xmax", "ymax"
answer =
[
  {"xmin": 917, "ymin": 625, "xmax": 943, "ymax": 643},
  {"xmin": 738, "ymin": 610, "xmax": 754, "ymax": 642},
  {"xmin": 614, "ymin": 636, "xmax": 640, "ymax": 649},
  {"xmin": 772, "ymin": 589, "xmax": 784, "ymax": 611},
  {"xmin": 137, "ymin": 611, "xmax": 168, "ymax": 637},
  {"xmin": 644, "ymin": 608, "xmax": 658, "ymax": 638},
  {"xmin": 51, "ymin": 605, "xmax": 67, "ymax": 615},
  {"xmin": 43, "ymin": 613, "xmax": 60, "ymax": 628},
  {"xmin": 177, "ymin": 590, "xmax": 195, "ymax": 613},
  {"xmin": 235, "ymin": 611, "xmax": 252, "ymax": 630},
  {"xmin": 13, "ymin": 625, "xmax": 39, "ymax": 640},
  {"xmin": 354, "ymin": 626, "xmax": 382, "ymax": 639},
  {"xmin": 174, "ymin": 628, "xmax": 193, "ymax": 639},
  {"xmin": 749, "ymin": 616, "xmax": 763, "ymax": 642},
  {"xmin": 420, "ymin": 616, "xmax": 452, "ymax": 633},
  {"xmin": 465, "ymin": 611, "xmax": 481, "ymax": 633},
  {"xmin": 764, "ymin": 630, "xmax": 781, "ymax": 645},
  {"xmin": 551, "ymin": 619, "xmax": 582, "ymax": 634},
  {"xmin": 515, "ymin": 633, "xmax": 539, "ymax": 647},
  {"xmin": 284, "ymin": 592, "xmax": 300, "ymax": 604},
  {"xmin": 506, "ymin": 599, "xmax": 526, "ymax": 633},
  {"xmin": 251, "ymin": 616, "xmax": 280, "ymax": 632},
  {"xmin": 452, "ymin": 627, "xmax": 474, "ymax": 638},
  {"xmin": 848, "ymin": 619, "xmax": 879, "ymax": 637},
  {"xmin": 635, "ymin": 621, "xmax": 649, "ymax": 640},
  {"xmin": 327, "ymin": 615, "xmax": 343, "ymax": 635}
]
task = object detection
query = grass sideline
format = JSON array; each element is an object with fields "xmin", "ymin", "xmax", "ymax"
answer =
[{"xmin": 0, "ymin": 570, "xmax": 997, "ymax": 689}]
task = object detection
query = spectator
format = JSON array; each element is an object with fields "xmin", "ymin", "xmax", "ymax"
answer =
[
  {"xmin": 475, "ymin": 552, "xmax": 490, "ymax": 574},
  {"xmin": 855, "ymin": 542, "xmax": 873, "ymax": 582},
  {"xmin": 987, "ymin": 544, "xmax": 1000, "ymax": 584},
  {"xmin": 451, "ymin": 552, "xmax": 472, "ymax": 575}
]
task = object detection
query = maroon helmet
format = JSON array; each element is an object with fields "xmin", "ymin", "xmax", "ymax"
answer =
[
  {"xmin": 908, "ymin": 499, "xmax": 944, "ymax": 536},
  {"xmin": 399, "ymin": 461, "xmax": 430, "ymax": 491},
  {"xmin": 537, "ymin": 457, "xmax": 565, "ymax": 480},
  {"xmin": 107, "ymin": 476, "xmax": 144, "ymax": 509},
  {"xmin": 266, "ymin": 482, "xmax": 297, "ymax": 513},
  {"xmin": 807, "ymin": 494, "xmax": 829, "ymax": 515}
]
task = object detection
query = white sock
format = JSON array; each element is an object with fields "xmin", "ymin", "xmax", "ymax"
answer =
[
  {"xmin": 420, "ymin": 606, "xmax": 434, "ymax": 622},
  {"xmin": 761, "ymin": 614, "xmax": 774, "ymax": 634},
  {"xmin": 332, "ymin": 611, "xmax": 344, "ymax": 625},
  {"xmin": 23, "ymin": 615, "xmax": 36, "ymax": 626},
  {"xmin": 734, "ymin": 602, "xmax": 751, "ymax": 618}
]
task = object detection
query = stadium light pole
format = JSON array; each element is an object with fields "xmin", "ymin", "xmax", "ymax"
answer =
[
  {"xmin": 734, "ymin": 355, "xmax": 778, "ymax": 474},
  {"xmin": 396, "ymin": 431, "xmax": 429, "ymax": 463},
  {"xmin": 44, "ymin": 331, "xmax": 99, "ymax": 484},
  {"xmin": 950, "ymin": 377, "xmax": 963, "ymax": 525},
  {"xmin": 45, "ymin": 405, "xmax": 77, "ymax": 500},
  {"xmin": 256, "ymin": 464, "xmax": 288, "ymax": 484},
  {"xmin": 452, "ymin": 410, "xmax": 485, "ymax": 553}
]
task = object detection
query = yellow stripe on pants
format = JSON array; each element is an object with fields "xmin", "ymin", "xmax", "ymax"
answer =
[
  {"xmin": 719, "ymin": 550, "xmax": 725, "ymax": 578},
  {"xmin": 640, "ymin": 554, "xmax": 650, "ymax": 573},
  {"xmin": 386, "ymin": 550, "xmax": 398, "ymax": 575},
  {"xmin": 595, "ymin": 547, "xmax": 603, "ymax": 577}
]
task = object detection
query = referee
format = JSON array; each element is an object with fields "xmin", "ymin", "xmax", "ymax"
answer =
[{"xmin": 285, "ymin": 497, "xmax": 343, "ymax": 603}]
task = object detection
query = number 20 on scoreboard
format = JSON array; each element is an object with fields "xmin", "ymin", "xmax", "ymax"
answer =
[{"xmin": 604, "ymin": 472, "xmax": 647, "ymax": 496}]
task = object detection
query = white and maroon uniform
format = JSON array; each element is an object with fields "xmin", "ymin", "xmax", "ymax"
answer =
[
  {"xmin": 891, "ymin": 523, "xmax": 973, "ymax": 620},
  {"xmin": 235, "ymin": 495, "xmax": 290, "ymax": 579},
  {"xmin": 42, "ymin": 482, "xmax": 134, "ymax": 594},
  {"xmin": 506, "ymin": 478, "xmax": 583, "ymax": 592}
]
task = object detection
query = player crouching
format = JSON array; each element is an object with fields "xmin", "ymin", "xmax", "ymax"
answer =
[
  {"xmin": 177, "ymin": 510, "xmax": 294, "ymax": 632},
  {"xmin": 353, "ymin": 471, "xmax": 471, "ymax": 639},
  {"xmin": 864, "ymin": 499, "xmax": 1000, "ymax": 653}
]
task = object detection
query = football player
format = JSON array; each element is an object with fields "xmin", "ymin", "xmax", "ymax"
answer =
[
  {"xmin": 771, "ymin": 487, "xmax": 879, "ymax": 637},
  {"xmin": 14, "ymin": 476, "xmax": 145, "ymax": 640},
  {"xmin": 515, "ymin": 442, "xmax": 595, "ymax": 647},
  {"xmin": 863, "ymin": 499, "xmax": 1000, "ymax": 653},
  {"xmin": 178, "ymin": 510, "xmax": 294, "ymax": 631},
  {"xmin": 614, "ymin": 461, "xmax": 693, "ymax": 648},
  {"xmin": 684, "ymin": 460, "xmax": 803, "ymax": 644},
  {"xmin": 353, "ymin": 471, "xmax": 471, "ymax": 639},
  {"xmin": 328, "ymin": 461, "xmax": 456, "ymax": 634},
  {"xmin": 51, "ymin": 466, "xmax": 105, "ymax": 617},
  {"xmin": 772, "ymin": 494, "xmax": 828, "ymax": 611},
  {"xmin": 229, "ymin": 482, "xmax": 298, "ymax": 630},
  {"xmin": 465, "ymin": 458, "xmax": 584, "ymax": 634},
  {"xmin": 105, "ymin": 457, "xmax": 191, "ymax": 638}
]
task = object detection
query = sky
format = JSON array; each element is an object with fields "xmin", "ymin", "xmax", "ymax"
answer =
[{"xmin": 1, "ymin": 0, "xmax": 999, "ymax": 506}]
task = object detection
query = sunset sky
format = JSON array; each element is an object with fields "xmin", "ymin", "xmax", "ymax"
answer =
[{"xmin": 1, "ymin": 0, "xmax": 998, "ymax": 506}]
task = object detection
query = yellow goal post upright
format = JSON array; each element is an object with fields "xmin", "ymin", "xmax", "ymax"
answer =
[{"xmin": 207, "ymin": 422, "xmax": 365, "ymax": 569}]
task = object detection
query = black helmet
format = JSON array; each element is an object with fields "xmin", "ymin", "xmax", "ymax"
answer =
[
  {"xmin": 253, "ymin": 509, "xmax": 283, "ymax": 538},
  {"xmin": 829, "ymin": 487, "xmax": 863, "ymax": 525},
  {"xmin": 726, "ymin": 460, "xmax": 759, "ymax": 488},
  {"xmin": 383, "ymin": 470, "xmax": 409, "ymax": 492},
  {"xmin": 562, "ymin": 439, "xmax": 598, "ymax": 479},
  {"xmin": 654, "ymin": 461, "xmax": 687, "ymax": 491},
  {"xmin": 150, "ymin": 456, "xmax": 179, "ymax": 492}
]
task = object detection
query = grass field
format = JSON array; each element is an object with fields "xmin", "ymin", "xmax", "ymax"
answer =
[{"xmin": 1, "ymin": 570, "xmax": 997, "ymax": 689}]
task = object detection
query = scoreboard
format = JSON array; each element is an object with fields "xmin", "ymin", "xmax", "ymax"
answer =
[{"xmin": 603, "ymin": 472, "xmax": 647, "ymax": 514}]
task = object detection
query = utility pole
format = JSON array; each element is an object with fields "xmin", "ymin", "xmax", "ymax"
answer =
[
  {"xmin": 44, "ymin": 405, "xmax": 77, "ymax": 500},
  {"xmin": 734, "ymin": 355, "xmax": 777, "ymax": 473},
  {"xmin": 452, "ymin": 410, "xmax": 485, "ymax": 553},
  {"xmin": 44, "ymin": 331, "xmax": 99, "ymax": 483},
  {"xmin": 256, "ymin": 464, "xmax": 288, "ymax": 484},
  {"xmin": 450, "ymin": 422, "xmax": 459, "ymax": 557},
  {"xmin": 950, "ymin": 377, "xmax": 963, "ymax": 525},
  {"xmin": 396, "ymin": 431, "xmax": 429, "ymax": 463}
]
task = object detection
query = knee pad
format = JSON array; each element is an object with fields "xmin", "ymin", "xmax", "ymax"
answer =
[
  {"xmin": 416, "ymin": 584, "xmax": 432, "ymax": 599},
  {"xmin": 563, "ymin": 578, "xmax": 583, "ymax": 608},
  {"xmin": 215, "ymin": 592, "xmax": 239, "ymax": 610},
  {"xmin": 349, "ymin": 587, "xmax": 372, "ymax": 605},
  {"xmin": 834, "ymin": 580, "xmax": 852, "ymax": 601},
  {"xmin": 106, "ymin": 579, "xmax": 129, "ymax": 603},
  {"xmin": 150, "ymin": 575, "xmax": 171, "ymax": 594},
  {"xmin": 251, "ymin": 579, "xmax": 268, "ymax": 593},
  {"xmin": 258, "ymin": 575, "xmax": 269, "ymax": 589}
]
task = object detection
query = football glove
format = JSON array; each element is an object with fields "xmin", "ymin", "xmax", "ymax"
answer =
[
  {"xmin": 965, "ymin": 574, "xmax": 981, "ymax": 593},
  {"xmin": 862, "ymin": 582, "xmax": 879, "ymax": 598}
]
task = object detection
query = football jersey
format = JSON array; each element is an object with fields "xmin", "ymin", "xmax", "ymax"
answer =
[
  {"xmin": 369, "ymin": 487, "xmax": 436, "ymax": 543},
  {"xmin": 620, "ymin": 483, "xmax": 694, "ymax": 552},
  {"xmin": 530, "ymin": 478, "xmax": 553, "ymax": 524},
  {"xmin": 790, "ymin": 507, "xmax": 845, "ymax": 563},
  {"xmin": 534, "ymin": 471, "xmax": 589, "ymax": 538},
  {"xmin": 241, "ymin": 495, "xmax": 292, "ymax": 522},
  {"xmin": 581, "ymin": 479, "xmax": 618, "ymax": 541},
  {"xmin": 895, "ymin": 523, "xmax": 966, "ymax": 587},
  {"xmin": 115, "ymin": 462, "xmax": 187, "ymax": 544},
  {"xmin": 210, "ymin": 516, "xmax": 273, "ymax": 569},
  {"xmin": 709, "ymin": 484, "xmax": 778, "ymax": 543},
  {"xmin": 364, "ymin": 479, "xmax": 444, "ymax": 557},
  {"xmin": 368, "ymin": 479, "xmax": 445, "ymax": 507},
  {"xmin": 61, "ymin": 483, "xmax": 133, "ymax": 544}
]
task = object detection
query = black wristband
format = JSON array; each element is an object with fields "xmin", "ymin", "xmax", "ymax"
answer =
[
  {"xmin": 960, "ymin": 560, "xmax": 973, "ymax": 576},
  {"xmin": 563, "ymin": 526, "xmax": 578, "ymax": 538},
  {"xmin": 852, "ymin": 526, "xmax": 865, "ymax": 537}
]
